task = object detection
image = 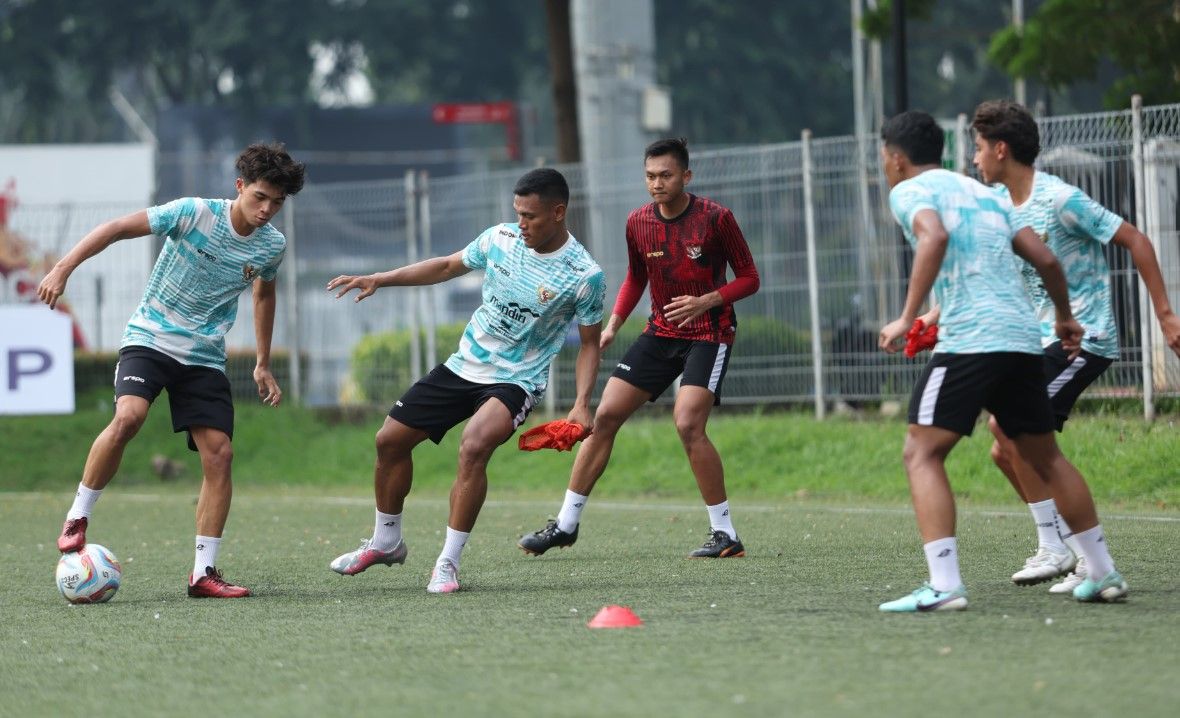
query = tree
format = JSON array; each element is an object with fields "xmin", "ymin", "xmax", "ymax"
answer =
[
  {"xmin": 544, "ymin": 0, "xmax": 580, "ymax": 163},
  {"xmin": 988, "ymin": 0, "xmax": 1180, "ymax": 108}
]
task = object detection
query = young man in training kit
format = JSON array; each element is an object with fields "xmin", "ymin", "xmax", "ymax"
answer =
[
  {"xmin": 518, "ymin": 137, "xmax": 760, "ymax": 559},
  {"xmin": 971, "ymin": 99, "xmax": 1180, "ymax": 592},
  {"xmin": 327, "ymin": 168, "xmax": 605, "ymax": 594},
  {"xmin": 40, "ymin": 143, "xmax": 306, "ymax": 598},
  {"xmin": 876, "ymin": 111, "xmax": 1127, "ymax": 612}
]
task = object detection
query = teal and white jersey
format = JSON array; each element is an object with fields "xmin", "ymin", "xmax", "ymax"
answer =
[
  {"xmin": 123, "ymin": 198, "xmax": 286, "ymax": 370},
  {"xmin": 444, "ymin": 223, "xmax": 605, "ymax": 399},
  {"xmin": 889, "ymin": 169, "xmax": 1041, "ymax": 355},
  {"xmin": 997, "ymin": 171, "xmax": 1123, "ymax": 359}
]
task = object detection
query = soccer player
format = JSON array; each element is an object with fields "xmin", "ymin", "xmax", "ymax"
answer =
[
  {"xmin": 518, "ymin": 137, "xmax": 760, "ymax": 559},
  {"xmin": 971, "ymin": 99, "xmax": 1180, "ymax": 591},
  {"xmin": 39, "ymin": 143, "xmax": 306, "ymax": 598},
  {"xmin": 876, "ymin": 111, "xmax": 1128, "ymax": 612},
  {"xmin": 326, "ymin": 168, "xmax": 605, "ymax": 594}
]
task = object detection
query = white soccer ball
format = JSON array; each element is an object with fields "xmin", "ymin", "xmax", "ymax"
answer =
[{"xmin": 56, "ymin": 544, "xmax": 122, "ymax": 604}]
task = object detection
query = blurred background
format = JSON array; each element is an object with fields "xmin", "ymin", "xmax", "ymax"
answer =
[{"xmin": 2, "ymin": 0, "xmax": 1178, "ymax": 415}]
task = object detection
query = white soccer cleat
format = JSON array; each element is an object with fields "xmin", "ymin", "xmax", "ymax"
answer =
[
  {"xmin": 1011, "ymin": 547, "xmax": 1077, "ymax": 586},
  {"xmin": 427, "ymin": 559, "xmax": 460, "ymax": 594},
  {"xmin": 1048, "ymin": 555, "xmax": 1088, "ymax": 594}
]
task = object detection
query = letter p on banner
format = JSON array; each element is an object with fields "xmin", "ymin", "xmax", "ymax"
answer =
[{"xmin": 0, "ymin": 306, "xmax": 75, "ymax": 414}]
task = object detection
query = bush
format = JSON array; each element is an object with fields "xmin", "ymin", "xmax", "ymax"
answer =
[{"xmin": 350, "ymin": 322, "xmax": 468, "ymax": 402}]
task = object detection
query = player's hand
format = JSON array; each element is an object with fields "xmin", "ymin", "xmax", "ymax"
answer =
[
  {"xmin": 36, "ymin": 265, "xmax": 71, "ymax": 309},
  {"xmin": 1159, "ymin": 310, "xmax": 1180, "ymax": 358},
  {"xmin": 565, "ymin": 405, "xmax": 592, "ymax": 432},
  {"xmin": 254, "ymin": 365, "xmax": 282, "ymax": 407},
  {"xmin": 878, "ymin": 317, "xmax": 910, "ymax": 353},
  {"xmin": 1055, "ymin": 318, "xmax": 1084, "ymax": 358},
  {"xmin": 599, "ymin": 324, "xmax": 616, "ymax": 350},
  {"xmin": 327, "ymin": 274, "xmax": 378, "ymax": 302},
  {"xmin": 663, "ymin": 294, "xmax": 711, "ymax": 327}
]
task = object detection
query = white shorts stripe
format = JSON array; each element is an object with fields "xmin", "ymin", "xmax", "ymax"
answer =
[
  {"xmin": 1046, "ymin": 355, "xmax": 1086, "ymax": 398},
  {"xmin": 707, "ymin": 344, "xmax": 728, "ymax": 392},
  {"xmin": 917, "ymin": 366, "xmax": 947, "ymax": 425}
]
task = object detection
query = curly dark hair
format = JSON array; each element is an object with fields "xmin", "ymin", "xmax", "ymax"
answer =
[
  {"xmin": 645, "ymin": 137, "xmax": 690, "ymax": 170},
  {"xmin": 235, "ymin": 142, "xmax": 306, "ymax": 196},
  {"xmin": 971, "ymin": 100, "xmax": 1040, "ymax": 166}
]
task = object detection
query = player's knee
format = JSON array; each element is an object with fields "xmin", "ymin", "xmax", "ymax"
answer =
[
  {"xmin": 457, "ymin": 435, "xmax": 495, "ymax": 467},
  {"xmin": 375, "ymin": 426, "xmax": 411, "ymax": 459},
  {"xmin": 201, "ymin": 439, "xmax": 233, "ymax": 472},
  {"xmin": 591, "ymin": 408, "xmax": 626, "ymax": 437},
  {"xmin": 673, "ymin": 414, "xmax": 706, "ymax": 444},
  {"xmin": 107, "ymin": 411, "xmax": 146, "ymax": 444}
]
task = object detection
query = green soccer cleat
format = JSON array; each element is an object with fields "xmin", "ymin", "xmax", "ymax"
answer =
[
  {"xmin": 1072, "ymin": 569, "xmax": 1128, "ymax": 603},
  {"xmin": 879, "ymin": 583, "xmax": 968, "ymax": 613}
]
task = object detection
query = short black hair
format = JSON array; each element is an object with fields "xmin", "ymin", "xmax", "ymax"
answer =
[
  {"xmin": 880, "ymin": 111, "xmax": 944, "ymax": 166},
  {"xmin": 645, "ymin": 137, "xmax": 690, "ymax": 170},
  {"xmin": 972, "ymin": 100, "xmax": 1040, "ymax": 165},
  {"xmin": 236, "ymin": 142, "xmax": 305, "ymax": 196},
  {"xmin": 513, "ymin": 168, "xmax": 569, "ymax": 205}
]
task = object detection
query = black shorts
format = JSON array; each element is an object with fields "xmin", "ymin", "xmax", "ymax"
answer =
[
  {"xmin": 611, "ymin": 334, "xmax": 732, "ymax": 405},
  {"xmin": 1042, "ymin": 341, "xmax": 1113, "ymax": 430},
  {"xmin": 389, "ymin": 365, "xmax": 535, "ymax": 444},
  {"xmin": 113, "ymin": 346, "xmax": 233, "ymax": 452},
  {"xmin": 907, "ymin": 352, "xmax": 1056, "ymax": 439}
]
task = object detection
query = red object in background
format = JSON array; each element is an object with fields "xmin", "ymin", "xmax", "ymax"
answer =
[
  {"xmin": 518, "ymin": 420, "xmax": 591, "ymax": 452},
  {"xmin": 432, "ymin": 101, "xmax": 521, "ymax": 161}
]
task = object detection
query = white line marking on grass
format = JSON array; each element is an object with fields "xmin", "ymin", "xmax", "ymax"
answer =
[{"xmin": 4, "ymin": 491, "xmax": 1179, "ymax": 523}]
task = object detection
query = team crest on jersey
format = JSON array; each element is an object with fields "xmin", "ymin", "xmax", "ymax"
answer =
[
  {"xmin": 242, "ymin": 264, "xmax": 258, "ymax": 282},
  {"xmin": 685, "ymin": 244, "xmax": 703, "ymax": 259},
  {"xmin": 537, "ymin": 285, "xmax": 555, "ymax": 303}
]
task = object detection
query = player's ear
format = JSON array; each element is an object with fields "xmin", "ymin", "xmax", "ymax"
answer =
[
  {"xmin": 235, "ymin": 177, "xmax": 245, "ymax": 195},
  {"xmin": 682, "ymin": 168, "xmax": 692, "ymax": 185},
  {"xmin": 552, "ymin": 201, "xmax": 567, "ymax": 223}
]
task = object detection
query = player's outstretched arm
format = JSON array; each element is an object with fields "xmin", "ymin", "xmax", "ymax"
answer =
[
  {"xmin": 880, "ymin": 209, "xmax": 946, "ymax": 353},
  {"xmin": 327, "ymin": 251, "xmax": 471, "ymax": 302},
  {"xmin": 252, "ymin": 277, "xmax": 282, "ymax": 407},
  {"xmin": 1013, "ymin": 227, "xmax": 1082, "ymax": 350},
  {"xmin": 566, "ymin": 322, "xmax": 602, "ymax": 429},
  {"xmin": 37, "ymin": 210, "xmax": 152, "ymax": 309},
  {"xmin": 1113, "ymin": 222, "xmax": 1180, "ymax": 357}
]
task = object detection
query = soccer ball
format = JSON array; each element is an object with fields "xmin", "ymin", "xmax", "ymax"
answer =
[{"xmin": 56, "ymin": 544, "xmax": 122, "ymax": 604}]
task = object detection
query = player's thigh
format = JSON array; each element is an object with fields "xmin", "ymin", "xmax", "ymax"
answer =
[
  {"xmin": 679, "ymin": 340, "xmax": 731, "ymax": 405},
  {"xmin": 906, "ymin": 353, "xmax": 993, "ymax": 437},
  {"xmin": 388, "ymin": 365, "xmax": 480, "ymax": 445},
  {"xmin": 610, "ymin": 334, "xmax": 684, "ymax": 401},
  {"xmin": 1042, "ymin": 342, "xmax": 1113, "ymax": 430},
  {"xmin": 672, "ymin": 385, "xmax": 715, "ymax": 435},
  {"xmin": 595, "ymin": 376, "xmax": 652, "ymax": 428},
  {"xmin": 463, "ymin": 385, "xmax": 529, "ymax": 451}
]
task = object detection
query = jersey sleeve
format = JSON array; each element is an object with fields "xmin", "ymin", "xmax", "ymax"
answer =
[
  {"xmin": 260, "ymin": 244, "xmax": 285, "ymax": 282},
  {"xmin": 714, "ymin": 208, "xmax": 760, "ymax": 305},
  {"xmin": 610, "ymin": 219, "xmax": 649, "ymax": 320},
  {"xmin": 889, "ymin": 182, "xmax": 936, "ymax": 235},
  {"xmin": 574, "ymin": 268, "xmax": 607, "ymax": 326},
  {"xmin": 146, "ymin": 197, "xmax": 200, "ymax": 241},
  {"xmin": 1054, "ymin": 186, "xmax": 1122, "ymax": 245},
  {"xmin": 461, "ymin": 226, "xmax": 496, "ymax": 270}
]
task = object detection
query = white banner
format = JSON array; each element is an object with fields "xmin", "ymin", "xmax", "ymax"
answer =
[{"xmin": 0, "ymin": 305, "xmax": 75, "ymax": 414}]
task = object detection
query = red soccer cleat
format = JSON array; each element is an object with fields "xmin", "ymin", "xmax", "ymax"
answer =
[
  {"xmin": 187, "ymin": 567, "xmax": 251, "ymax": 598},
  {"xmin": 57, "ymin": 517, "xmax": 88, "ymax": 553}
]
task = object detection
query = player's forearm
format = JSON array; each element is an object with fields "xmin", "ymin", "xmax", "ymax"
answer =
[
  {"xmin": 253, "ymin": 283, "xmax": 277, "ymax": 368},
  {"xmin": 571, "ymin": 340, "xmax": 601, "ymax": 410},
  {"xmin": 901, "ymin": 232, "xmax": 946, "ymax": 321},
  {"xmin": 376, "ymin": 256, "xmax": 461, "ymax": 287}
]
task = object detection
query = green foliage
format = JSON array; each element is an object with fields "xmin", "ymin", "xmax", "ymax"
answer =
[
  {"xmin": 349, "ymin": 323, "xmax": 467, "ymax": 403},
  {"xmin": 858, "ymin": 0, "xmax": 939, "ymax": 39},
  {"xmin": 988, "ymin": 0, "xmax": 1180, "ymax": 108}
]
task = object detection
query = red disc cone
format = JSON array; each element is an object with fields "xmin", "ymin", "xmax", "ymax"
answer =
[{"xmin": 587, "ymin": 605, "xmax": 643, "ymax": 628}]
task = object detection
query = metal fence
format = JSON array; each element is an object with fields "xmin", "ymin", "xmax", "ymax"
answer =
[{"xmin": 7, "ymin": 101, "xmax": 1180, "ymax": 416}]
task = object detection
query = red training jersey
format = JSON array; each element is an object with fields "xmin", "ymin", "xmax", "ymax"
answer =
[{"xmin": 612, "ymin": 194, "xmax": 759, "ymax": 344}]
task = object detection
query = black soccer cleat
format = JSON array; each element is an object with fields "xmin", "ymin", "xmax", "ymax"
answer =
[
  {"xmin": 518, "ymin": 519, "xmax": 578, "ymax": 556},
  {"xmin": 689, "ymin": 529, "xmax": 746, "ymax": 558}
]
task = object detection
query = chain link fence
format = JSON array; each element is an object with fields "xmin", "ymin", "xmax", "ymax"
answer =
[{"xmin": 8, "ymin": 101, "xmax": 1179, "ymax": 416}]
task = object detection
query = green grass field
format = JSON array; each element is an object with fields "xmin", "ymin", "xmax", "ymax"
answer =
[{"xmin": 2, "ymin": 405, "xmax": 1178, "ymax": 716}]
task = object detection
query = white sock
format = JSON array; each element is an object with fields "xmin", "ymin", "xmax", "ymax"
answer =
[
  {"xmin": 192, "ymin": 535, "xmax": 221, "ymax": 582},
  {"xmin": 437, "ymin": 527, "xmax": 469, "ymax": 569},
  {"xmin": 923, "ymin": 537, "xmax": 962, "ymax": 592},
  {"xmin": 706, "ymin": 500, "xmax": 737, "ymax": 540},
  {"xmin": 1056, "ymin": 515, "xmax": 1082, "ymax": 556},
  {"xmin": 66, "ymin": 483, "xmax": 102, "ymax": 520},
  {"xmin": 372, "ymin": 509, "xmax": 402, "ymax": 551},
  {"xmin": 556, "ymin": 490, "xmax": 589, "ymax": 533},
  {"xmin": 1028, "ymin": 499, "xmax": 1067, "ymax": 551},
  {"xmin": 1072, "ymin": 525, "xmax": 1115, "ymax": 580}
]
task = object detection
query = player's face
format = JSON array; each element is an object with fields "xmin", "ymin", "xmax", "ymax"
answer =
[
  {"xmin": 514, "ymin": 193, "xmax": 566, "ymax": 252},
  {"xmin": 236, "ymin": 179, "xmax": 287, "ymax": 228},
  {"xmin": 644, "ymin": 155, "xmax": 690, "ymax": 205},
  {"xmin": 972, "ymin": 135, "xmax": 1005, "ymax": 184}
]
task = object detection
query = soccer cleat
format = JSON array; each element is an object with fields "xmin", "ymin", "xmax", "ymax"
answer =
[
  {"xmin": 879, "ymin": 583, "xmax": 968, "ymax": 612},
  {"xmin": 1011, "ymin": 547, "xmax": 1077, "ymax": 586},
  {"xmin": 1049, "ymin": 555, "xmax": 1088, "ymax": 594},
  {"xmin": 427, "ymin": 560, "xmax": 460, "ymax": 594},
  {"xmin": 1073, "ymin": 569, "xmax": 1128, "ymax": 603},
  {"xmin": 187, "ymin": 566, "xmax": 251, "ymax": 598},
  {"xmin": 518, "ymin": 520, "xmax": 578, "ymax": 556},
  {"xmin": 330, "ymin": 539, "xmax": 408, "ymax": 576},
  {"xmin": 688, "ymin": 529, "xmax": 746, "ymax": 558},
  {"xmin": 57, "ymin": 517, "xmax": 88, "ymax": 553}
]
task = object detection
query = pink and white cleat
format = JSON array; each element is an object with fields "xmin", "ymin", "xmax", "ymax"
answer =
[
  {"xmin": 426, "ymin": 559, "xmax": 460, "ymax": 594},
  {"xmin": 330, "ymin": 539, "xmax": 408, "ymax": 576},
  {"xmin": 57, "ymin": 517, "xmax": 88, "ymax": 553}
]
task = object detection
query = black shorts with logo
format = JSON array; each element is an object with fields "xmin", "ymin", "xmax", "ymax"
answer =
[
  {"xmin": 389, "ymin": 364, "xmax": 535, "ymax": 444},
  {"xmin": 611, "ymin": 333, "xmax": 732, "ymax": 405},
  {"xmin": 1042, "ymin": 341, "xmax": 1113, "ymax": 430},
  {"xmin": 113, "ymin": 346, "xmax": 234, "ymax": 452},
  {"xmin": 907, "ymin": 352, "xmax": 1056, "ymax": 439}
]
